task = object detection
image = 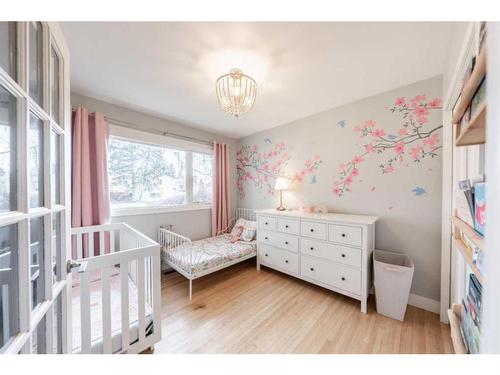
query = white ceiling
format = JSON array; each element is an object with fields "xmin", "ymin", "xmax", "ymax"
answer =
[{"xmin": 61, "ymin": 22, "xmax": 455, "ymax": 139}]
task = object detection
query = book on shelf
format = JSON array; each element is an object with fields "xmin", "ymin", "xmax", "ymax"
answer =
[
  {"xmin": 458, "ymin": 179, "xmax": 475, "ymax": 222},
  {"xmin": 474, "ymin": 182, "xmax": 486, "ymax": 236},
  {"xmin": 455, "ymin": 188, "xmax": 474, "ymax": 227},
  {"xmin": 460, "ymin": 274, "xmax": 482, "ymax": 354},
  {"xmin": 470, "ymin": 78, "xmax": 486, "ymax": 119}
]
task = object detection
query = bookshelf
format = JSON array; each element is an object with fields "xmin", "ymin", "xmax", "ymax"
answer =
[
  {"xmin": 452, "ymin": 46, "xmax": 487, "ymax": 147},
  {"xmin": 446, "ymin": 22, "xmax": 487, "ymax": 355}
]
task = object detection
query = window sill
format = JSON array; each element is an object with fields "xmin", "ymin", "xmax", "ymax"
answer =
[{"xmin": 111, "ymin": 204, "xmax": 212, "ymax": 217}]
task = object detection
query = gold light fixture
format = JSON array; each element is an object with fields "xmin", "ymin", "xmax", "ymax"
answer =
[{"xmin": 215, "ymin": 68, "xmax": 257, "ymax": 117}]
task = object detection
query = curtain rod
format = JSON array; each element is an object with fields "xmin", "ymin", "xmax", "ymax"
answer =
[{"xmin": 71, "ymin": 107, "xmax": 214, "ymax": 147}]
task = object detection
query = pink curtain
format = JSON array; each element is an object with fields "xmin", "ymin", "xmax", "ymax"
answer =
[
  {"xmin": 71, "ymin": 107, "xmax": 110, "ymax": 258},
  {"xmin": 212, "ymin": 143, "xmax": 231, "ymax": 236}
]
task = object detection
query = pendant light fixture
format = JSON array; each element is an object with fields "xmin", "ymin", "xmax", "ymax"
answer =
[{"xmin": 215, "ymin": 68, "xmax": 257, "ymax": 117}]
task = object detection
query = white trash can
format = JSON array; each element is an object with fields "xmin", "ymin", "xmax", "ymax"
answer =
[{"xmin": 373, "ymin": 250, "xmax": 414, "ymax": 321}]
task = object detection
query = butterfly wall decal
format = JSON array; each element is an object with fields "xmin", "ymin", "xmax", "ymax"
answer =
[{"xmin": 411, "ymin": 186, "xmax": 427, "ymax": 196}]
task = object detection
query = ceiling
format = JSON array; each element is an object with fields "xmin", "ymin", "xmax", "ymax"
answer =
[{"xmin": 61, "ymin": 22, "xmax": 455, "ymax": 139}]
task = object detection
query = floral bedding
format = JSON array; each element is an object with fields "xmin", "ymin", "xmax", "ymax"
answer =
[{"xmin": 163, "ymin": 234, "xmax": 256, "ymax": 275}]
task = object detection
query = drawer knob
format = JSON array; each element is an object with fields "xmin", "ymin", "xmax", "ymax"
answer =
[
  {"xmin": 265, "ymin": 237, "xmax": 269, "ymax": 240},
  {"xmin": 265, "ymin": 253, "xmax": 269, "ymax": 257},
  {"xmin": 341, "ymin": 233, "xmax": 346, "ymax": 237},
  {"xmin": 341, "ymin": 254, "xmax": 346, "ymax": 258},
  {"xmin": 265, "ymin": 222, "xmax": 268, "ymax": 225},
  {"xmin": 341, "ymin": 276, "xmax": 346, "ymax": 281},
  {"xmin": 310, "ymin": 229, "xmax": 314, "ymax": 232},
  {"xmin": 285, "ymin": 225, "xmax": 289, "ymax": 228},
  {"xmin": 285, "ymin": 241, "xmax": 289, "ymax": 245},
  {"xmin": 310, "ymin": 247, "xmax": 314, "ymax": 250},
  {"xmin": 285, "ymin": 260, "xmax": 289, "ymax": 264},
  {"xmin": 310, "ymin": 267, "xmax": 314, "ymax": 271}
]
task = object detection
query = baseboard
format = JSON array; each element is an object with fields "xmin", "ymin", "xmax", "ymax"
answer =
[{"xmin": 407, "ymin": 293, "xmax": 440, "ymax": 314}]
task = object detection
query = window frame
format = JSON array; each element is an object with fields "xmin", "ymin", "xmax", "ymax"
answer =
[{"xmin": 108, "ymin": 124, "xmax": 213, "ymax": 217}]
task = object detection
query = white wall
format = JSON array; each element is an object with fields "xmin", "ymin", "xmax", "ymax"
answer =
[{"xmin": 71, "ymin": 93, "xmax": 238, "ymax": 241}]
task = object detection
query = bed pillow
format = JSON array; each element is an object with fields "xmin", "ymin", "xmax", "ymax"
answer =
[
  {"xmin": 229, "ymin": 218, "xmax": 257, "ymax": 242},
  {"xmin": 240, "ymin": 220, "xmax": 257, "ymax": 242},
  {"xmin": 230, "ymin": 218, "xmax": 246, "ymax": 237}
]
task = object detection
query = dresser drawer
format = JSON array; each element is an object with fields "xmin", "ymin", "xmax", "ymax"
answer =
[
  {"xmin": 259, "ymin": 244, "xmax": 299, "ymax": 275},
  {"xmin": 300, "ymin": 220, "xmax": 327, "ymax": 240},
  {"xmin": 277, "ymin": 217, "xmax": 300, "ymax": 235},
  {"xmin": 259, "ymin": 229, "xmax": 299, "ymax": 252},
  {"xmin": 300, "ymin": 238, "xmax": 361, "ymax": 268},
  {"xmin": 329, "ymin": 224, "xmax": 362, "ymax": 247},
  {"xmin": 300, "ymin": 256, "xmax": 361, "ymax": 295},
  {"xmin": 258, "ymin": 216, "xmax": 277, "ymax": 231}
]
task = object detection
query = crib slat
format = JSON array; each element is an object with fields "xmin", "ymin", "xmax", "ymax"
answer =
[
  {"xmin": 120, "ymin": 262, "xmax": 130, "ymax": 352},
  {"xmin": 152, "ymin": 253, "xmax": 161, "ymax": 337},
  {"xmin": 76, "ymin": 233, "xmax": 83, "ymax": 259},
  {"xmin": 99, "ymin": 231, "xmax": 105, "ymax": 256},
  {"xmin": 88, "ymin": 232, "xmax": 94, "ymax": 257},
  {"xmin": 110, "ymin": 231, "xmax": 115, "ymax": 253},
  {"xmin": 137, "ymin": 257, "xmax": 145, "ymax": 342},
  {"xmin": 80, "ymin": 272, "xmax": 91, "ymax": 353},
  {"xmin": 101, "ymin": 267, "xmax": 112, "ymax": 353}
]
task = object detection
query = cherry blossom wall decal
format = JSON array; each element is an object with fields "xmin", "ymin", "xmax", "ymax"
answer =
[
  {"xmin": 236, "ymin": 142, "xmax": 322, "ymax": 198},
  {"xmin": 332, "ymin": 95, "xmax": 442, "ymax": 197}
]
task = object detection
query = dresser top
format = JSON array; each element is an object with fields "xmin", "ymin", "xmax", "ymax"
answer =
[{"xmin": 255, "ymin": 209, "xmax": 379, "ymax": 225}]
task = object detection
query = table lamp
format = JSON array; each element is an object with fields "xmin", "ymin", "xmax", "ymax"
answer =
[{"xmin": 274, "ymin": 177, "xmax": 290, "ymax": 211}]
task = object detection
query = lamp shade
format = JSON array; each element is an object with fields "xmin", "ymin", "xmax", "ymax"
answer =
[{"xmin": 274, "ymin": 177, "xmax": 289, "ymax": 191}]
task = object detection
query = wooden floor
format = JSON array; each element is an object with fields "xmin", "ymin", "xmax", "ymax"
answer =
[{"xmin": 154, "ymin": 259, "xmax": 453, "ymax": 354}]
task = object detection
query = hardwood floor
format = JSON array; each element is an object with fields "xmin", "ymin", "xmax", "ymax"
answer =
[{"xmin": 154, "ymin": 259, "xmax": 453, "ymax": 354}]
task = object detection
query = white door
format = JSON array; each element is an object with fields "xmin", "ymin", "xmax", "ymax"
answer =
[{"xmin": 0, "ymin": 21, "xmax": 71, "ymax": 354}]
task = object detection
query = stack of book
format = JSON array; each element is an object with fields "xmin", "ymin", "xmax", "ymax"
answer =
[{"xmin": 461, "ymin": 274, "xmax": 482, "ymax": 354}]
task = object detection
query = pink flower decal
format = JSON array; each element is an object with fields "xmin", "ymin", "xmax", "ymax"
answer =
[
  {"xmin": 398, "ymin": 128, "xmax": 408, "ymax": 136},
  {"xmin": 428, "ymin": 97, "xmax": 442, "ymax": 108},
  {"xmin": 423, "ymin": 133, "xmax": 440, "ymax": 148},
  {"xmin": 394, "ymin": 141, "xmax": 405, "ymax": 155},
  {"xmin": 364, "ymin": 143, "xmax": 375, "ymax": 153},
  {"xmin": 352, "ymin": 155, "xmax": 365, "ymax": 164},
  {"xmin": 395, "ymin": 97, "xmax": 406, "ymax": 106},
  {"xmin": 372, "ymin": 129, "xmax": 386, "ymax": 138},
  {"xmin": 383, "ymin": 165, "xmax": 395, "ymax": 173},
  {"xmin": 409, "ymin": 145, "xmax": 424, "ymax": 160}
]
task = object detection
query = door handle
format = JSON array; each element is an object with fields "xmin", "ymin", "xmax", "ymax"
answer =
[{"xmin": 67, "ymin": 260, "xmax": 88, "ymax": 273}]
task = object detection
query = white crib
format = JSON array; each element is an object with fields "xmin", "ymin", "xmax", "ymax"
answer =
[
  {"xmin": 158, "ymin": 208, "xmax": 257, "ymax": 300},
  {"xmin": 70, "ymin": 223, "xmax": 161, "ymax": 354}
]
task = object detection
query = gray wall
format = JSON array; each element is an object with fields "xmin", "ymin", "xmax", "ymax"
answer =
[
  {"xmin": 71, "ymin": 93, "xmax": 238, "ymax": 241},
  {"xmin": 237, "ymin": 77, "xmax": 443, "ymax": 301}
]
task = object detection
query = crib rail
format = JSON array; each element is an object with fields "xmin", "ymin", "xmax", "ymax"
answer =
[{"xmin": 70, "ymin": 223, "xmax": 161, "ymax": 354}]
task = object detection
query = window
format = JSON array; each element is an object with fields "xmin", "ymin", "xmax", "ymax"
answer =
[
  {"xmin": 108, "ymin": 127, "xmax": 213, "ymax": 214},
  {"xmin": 193, "ymin": 152, "xmax": 213, "ymax": 204}
]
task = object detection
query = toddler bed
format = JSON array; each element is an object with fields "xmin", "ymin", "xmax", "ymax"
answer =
[{"xmin": 158, "ymin": 208, "xmax": 257, "ymax": 299}]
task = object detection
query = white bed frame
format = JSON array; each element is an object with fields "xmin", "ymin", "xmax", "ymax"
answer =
[{"xmin": 158, "ymin": 208, "xmax": 256, "ymax": 300}]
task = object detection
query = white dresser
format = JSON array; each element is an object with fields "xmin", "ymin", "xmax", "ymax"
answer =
[{"xmin": 255, "ymin": 209, "xmax": 378, "ymax": 313}]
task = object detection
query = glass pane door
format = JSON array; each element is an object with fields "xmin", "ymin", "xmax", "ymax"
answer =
[
  {"xmin": 0, "ymin": 22, "xmax": 69, "ymax": 354},
  {"xmin": 0, "ymin": 22, "xmax": 17, "ymax": 81}
]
